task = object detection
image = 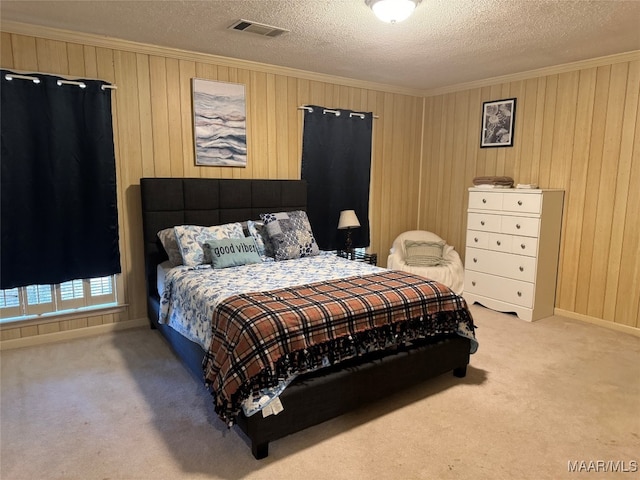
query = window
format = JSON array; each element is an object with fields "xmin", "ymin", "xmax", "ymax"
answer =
[
  {"xmin": 0, "ymin": 275, "xmax": 118, "ymax": 322},
  {"xmin": 300, "ymin": 105, "xmax": 373, "ymax": 251},
  {"xmin": 1, "ymin": 71, "xmax": 121, "ymax": 292}
]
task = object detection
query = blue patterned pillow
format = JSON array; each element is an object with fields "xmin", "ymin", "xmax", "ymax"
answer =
[
  {"xmin": 204, "ymin": 237, "xmax": 261, "ymax": 269},
  {"xmin": 259, "ymin": 210, "xmax": 319, "ymax": 261},
  {"xmin": 247, "ymin": 220, "xmax": 275, "ymax": 258},
  {"xmin": 174, "ymin": 223, "xmax": 244, "ymax": 266},
  {"xmin": 157, "ymin": 228, "xmax": 183, "ymax": 266}
]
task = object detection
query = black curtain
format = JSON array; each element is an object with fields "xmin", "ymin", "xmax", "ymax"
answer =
[
  {"xmin": 301, "ymin": 106, "xmax": 373, "ymax": 251},
  {"xmin": 1, "ymin": 70, "xmax": 120, "ymax": 289}
]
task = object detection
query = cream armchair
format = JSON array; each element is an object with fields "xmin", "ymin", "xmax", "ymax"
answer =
[{"xmin": 387, "ymin": 230, "xmax": 464, "ymax": 295}]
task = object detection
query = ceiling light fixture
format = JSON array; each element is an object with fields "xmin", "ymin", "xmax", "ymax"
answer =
[{"xmin": 366, "ymin": 0, "xmax": 421, "ymax": 24}]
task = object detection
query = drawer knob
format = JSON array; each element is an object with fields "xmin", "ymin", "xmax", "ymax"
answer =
[
  {"xmin": 519, "ymin": 266, "xmax": 524, "ymax": 272},
  {"xmin": 474, "ymin": 237, "xmax": 479, "ymax": 242},
  {"xmin": 518, "ymin": 200, "xmax": 523, "ymax": 206},
  {"xmin": 521, "ymin": 244, "xmax": 526, "ymax": 249},
  {"xmin": 473, "ymin": 258, "xmax": 478, "ymax": 263},
  {"xmin": 472, "ymin": 281, "xmax": 476, "ymax": 287},
  {"xmin": 516, "ymin": 224, "xmax": 521, "ymax": 229},
  {"xmin": 481, "ymin": 220, "xmax": 485, "ymax": 226},
  {"xmin": 482, "ymin": 198, "xmax": 487, "ymax": 204},
  {"xmin": 496, "ymin": 240, "xmax": 501, "ymax": 246},
  {"xmin": 517, "ymin": 291, "xmax": 522, "ymax": 297}
]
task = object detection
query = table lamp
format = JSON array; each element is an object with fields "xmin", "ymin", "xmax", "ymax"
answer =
[{"xmin": 337, "ymin": 210, "xmax": 360, "ymax": 253}]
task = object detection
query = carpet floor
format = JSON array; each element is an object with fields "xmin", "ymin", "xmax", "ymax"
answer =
[{"xmin": 1, "ymin": 304, "xmax": 638, "ymax": 480}]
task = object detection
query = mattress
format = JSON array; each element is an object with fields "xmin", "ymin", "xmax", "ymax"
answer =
[
  {"xmin": 157, "ymin": 251, "xmax": 477, "ymax": 421},
  {"xmin": 156, "ymin": 260, "xmax": 173, "ymax": 297},
  {"xmin": 206, "ymin": 270, "xmax": 477, "ymax": 423},
  {"xmin": 158, "ymin": 251, "xmax": 385, "ymax": 349},
  {"xmin": 157, "ymin": 252, "xmax": 387, "ymax": 417}
]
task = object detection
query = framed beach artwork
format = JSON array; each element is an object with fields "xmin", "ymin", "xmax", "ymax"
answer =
[
  {"xmin": 480, "ymin": 98, "xmax": 516, "ymax": 148},
  {"xmin": 192, "ymin": 78, "xmax": 247, "ymax": 166}
]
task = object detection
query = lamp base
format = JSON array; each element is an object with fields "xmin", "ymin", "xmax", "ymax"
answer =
[{"xmin": 344, "ymin": 229, "xmax": 353, "ymax": 254}]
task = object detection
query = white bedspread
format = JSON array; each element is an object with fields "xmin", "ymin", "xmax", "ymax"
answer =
[{"xmin": 159, "ymin": 251, "xmax": 384, "ymax": 350}]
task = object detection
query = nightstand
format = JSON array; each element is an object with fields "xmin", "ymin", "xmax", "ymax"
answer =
[{"xmin": 336, "ymin": 250, "xmax": 378, "ymax": 266}]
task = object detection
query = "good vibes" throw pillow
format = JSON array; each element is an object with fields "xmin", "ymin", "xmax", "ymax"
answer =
[{"xmin": 204, "ymin": 237, "xmax": 262, "ymax": 269}]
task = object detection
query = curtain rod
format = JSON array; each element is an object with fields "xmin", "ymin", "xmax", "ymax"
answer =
[
  {"xmin": 4, "ymin": 73, "xmax": 117, "ymax": 90},
  {"xmin": 298, "ymin": 106, "xmax": 379, "ymax": 119}
]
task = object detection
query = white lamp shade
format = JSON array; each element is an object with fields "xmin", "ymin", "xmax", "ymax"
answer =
[
  {"xmin": 338, "ymin": 210, "xmax": 361, "ymax": 229},
  {"xmin": 368, "ymin": 0, "xmax": 419, "ymax": 23}
]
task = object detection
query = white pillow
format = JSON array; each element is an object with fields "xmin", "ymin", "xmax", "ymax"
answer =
[{"xmin": 174, "ymin": 223, "xmax": 245, "ymax": 266}]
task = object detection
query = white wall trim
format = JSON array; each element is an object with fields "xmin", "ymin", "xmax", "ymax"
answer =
[
  {"xmin": 0, "ymin": 305, "xmax": 128, "ymax": 330},
  {"xmin": 555, "ymin": 308, "xmax": 640, "ymax": 338},
  {"xmin": 0, "ymin": 318, "xmax": 149, "ymax": 350}
]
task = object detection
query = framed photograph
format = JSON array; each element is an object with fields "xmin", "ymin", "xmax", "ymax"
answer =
[
  {"xmin": 480, "ymin": 98, "xmax": 516, "ymax": 148},
  {"xmin": 192, "ymin": 78, "xmax": 247, "ymax": 166}
]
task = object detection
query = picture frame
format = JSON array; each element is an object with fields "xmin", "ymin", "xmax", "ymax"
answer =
[
  {"xmin": 192, "ymin": 78, "xmax": 247, "ymax": 167},
  {"xmin": 480, "ymin": 98, "xmax": 516, "ymax": 148}
]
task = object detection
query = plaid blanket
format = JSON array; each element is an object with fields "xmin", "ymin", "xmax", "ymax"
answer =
[{"xmin": 203, "ymin": 270, "xmax": 475, "ymax": 424}]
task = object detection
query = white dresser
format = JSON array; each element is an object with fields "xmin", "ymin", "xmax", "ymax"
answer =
[{"xmin": 463, "ymin": 188, "xmax": 564, "ymax": 321}]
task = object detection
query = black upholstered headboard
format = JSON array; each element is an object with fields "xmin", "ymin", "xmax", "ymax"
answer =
[{"xmin": 140, "ymin": 178, "xmax": 307, "ymax": 301}]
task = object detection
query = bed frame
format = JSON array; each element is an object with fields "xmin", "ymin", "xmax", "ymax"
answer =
[{"xmin": 140, "ymin": 177, "xmax": 471, "ymax": 459}]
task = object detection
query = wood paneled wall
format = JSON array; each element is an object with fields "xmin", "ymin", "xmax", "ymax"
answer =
[
  {"xmin": 1, "ymin": 25, "xmax": 637, "ymax": 342},
  {"xmin": 0, "ymin": 29, "xmax": 424, "ymax": 342},
  {"xmin": 419, "ymin": 56, "xmax": 640, "ymax": 329}
]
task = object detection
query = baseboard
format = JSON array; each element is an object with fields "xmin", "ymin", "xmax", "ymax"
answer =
[
  {"xmin": 554, "ymin": 308, "xmax": 640, "ymax": 338},
  {"xmin": 3, "ymin": 310, "xmax": 635, "ymax": 349},
  {"xmin": 0, "ymin": 318, "xmax": 149, "ymax": 350}
]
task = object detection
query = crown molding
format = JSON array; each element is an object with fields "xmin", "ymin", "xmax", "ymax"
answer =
[
  {"xmin": 3, "ymin": 21, "xmax": 638, "ymax": 100},
  {"xmin": 0, "ymin": 20, "xmax": 424, "ymax": 98},
  {"xmin": 422, "ymin": 50, "xmax": 640, "ymax": 97}
]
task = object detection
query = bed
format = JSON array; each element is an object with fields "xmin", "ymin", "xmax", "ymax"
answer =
[{"xmin": 140, "ymin": 177, "xmax": 477, "ymax": 459}]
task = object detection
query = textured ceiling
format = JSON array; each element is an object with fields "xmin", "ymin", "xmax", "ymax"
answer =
[{"xmin": 2, "ymin": 0, "xmax": 640, "ymax": 91}]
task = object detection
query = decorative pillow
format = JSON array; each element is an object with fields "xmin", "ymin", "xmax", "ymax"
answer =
[
  {"xmin": 204, "ymin": 237, "xmax": 261, "ymax": 269},
  {"xmin": 174, "ymin": 222, "xmax": 244, "ymax": 267},
  {"xmin": 247, "ymin": 220, "xmax": 274, "ymax": 258},
  {"xmin": 259, "ymin": 210, "xmax": 320, "ymax": 261},
  {"xmin": 404, "ymin": 240, "xmax": 445, "ymax": 267},
  {"xmin": 157, "ymin": 228, "xmax": 183, "ymax": 266}
]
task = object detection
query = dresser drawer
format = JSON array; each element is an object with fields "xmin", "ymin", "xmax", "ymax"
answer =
[
  {"xmin": 511, "ymin": 236, "xmax": 538, "ymax": 257},
  {"xmin": 466, "ymin": 230, "xmax": 489, "ymax": 249},
  {"xmin": 501, "ymin": 215, "xmax": 540, "ymax": 237},
  {"xmin": 465, "ymin": 271, "xmax": 534, "ymax": 308},
  {"xmin": 468, "ymin": 191, "xmax": 503, "ymax": 211},
  {"xmin": 502, "ymin": 193, "xmax": 542, "ymax": 214},
  {"xmin": 467, "ymin": 212, "xmax": 501, "ymax": 233},
  {"xmin": 487, "ymin": 233, "xmax": 512, "ymax": 253},
  {"xmin": 466, "ymin": 247, "xmax": 537, "ymax": 282},
  {"xmin": 488, "ymin": 233, "xmax": 539, "ymax": 256},
  {"xmin": 470, "ymin": 231, "xmax": 538, "ymax": 256}
]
